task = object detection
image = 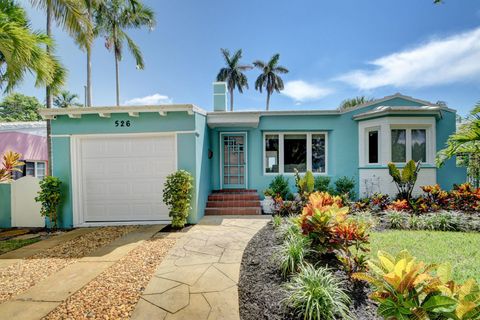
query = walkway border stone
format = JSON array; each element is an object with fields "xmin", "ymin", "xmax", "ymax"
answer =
[{"xmin": 131, "ymin": 215, "xmax": 270, "ymax": 320}]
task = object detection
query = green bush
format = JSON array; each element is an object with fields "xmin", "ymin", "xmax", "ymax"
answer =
[
  {"xmin": 275, "ymin": 233, "xmax": 311, "ymax": 278},
  {"xmin": 269, "ymin": 175, "xmax": 291, "ymax": 200},
  {"xmin": 423, "ymin": 211, "xmax": 465, "ymax": 232},
  {"xmin": 387, "ymin": 160, "xmax": 421, "ymax": 201},
  {"xmin": 284, "ymin": 264, "xmax": 353, "ymax": 320},
  {"xmin": 314, "ymin": 176, "xmax": 332, "ymax": 193},
  {"xmin": 277, "ymin": 215, "xmax": 301, "ymax": 239},
  {"xmin": 334, "ymin": 176, "xmax": 356, "ymax": 199},
  {"xmin": 272, "ymin": 215, "xmax": 282, "ymax": 229},
  {"xmin": 385, "ymin": 210, "xmax": 407, "ymax": 229},
  {"xmin": 162, "ymin": 170, "xmax": 193, "ymax": 228},
  {"xmin": 35, "ymin": 176, "xmax": 62, "ymax": 229}
]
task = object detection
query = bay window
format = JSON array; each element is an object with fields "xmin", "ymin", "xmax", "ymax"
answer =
[
  {"xmin": 391, "ymin": 128, "xmax": 428, "ymax": 163},
  {"xmin": 391, "ymin": 129, "xmax": 406, "ymax": 162},
  {"xmin": 264, "ymin": 132, "xmax": 327, "ymax": 174}
]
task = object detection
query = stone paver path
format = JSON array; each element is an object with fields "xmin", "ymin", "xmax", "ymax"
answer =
[{"xmin": 131, "ymin": 215, "xmax": 270, "ymax": 320}]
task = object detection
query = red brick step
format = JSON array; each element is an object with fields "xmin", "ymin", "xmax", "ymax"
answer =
[{"xmin": 205, "ymin": 189, "xmax": 262, "ymax": 216}]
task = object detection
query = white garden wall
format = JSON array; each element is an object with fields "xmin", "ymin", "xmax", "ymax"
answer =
[{"xmin": 11, "ymin": 176, "xmax": 44, "ymax": 227}]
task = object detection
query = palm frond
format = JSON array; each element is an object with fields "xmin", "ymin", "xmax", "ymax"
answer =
[{"xmin": 123, "ymin": 30, "xmax": 144, "ymax": 69}]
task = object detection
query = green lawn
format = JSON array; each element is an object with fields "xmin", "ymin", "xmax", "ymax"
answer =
[
  {"xmin": 370, "ymin": 230, "xmax": 480, "ymax": 282},
  {"xmin": 0, "ymin": 238, "xmax": 40, "ymax": 255}
]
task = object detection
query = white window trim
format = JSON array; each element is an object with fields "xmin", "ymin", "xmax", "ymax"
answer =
[
  {"xmin": 34, "ymin": 161, "xmax": 46, "ymax": 179},
  {"xmin": 390, "ymin": 126, "xmax": 431, "ymax": 164},
  {"xmin": 263, "ymin": 132, "xmax": 328, "ymax": 175}
]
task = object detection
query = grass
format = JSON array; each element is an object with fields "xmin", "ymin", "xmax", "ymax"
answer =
[
  {"xmin": 370, "ymin": 230, "xmax": 480, "ymax": 282},
  {"xmin": 0, "ymin": 238, "xmax": 40, "ymax": 255}
]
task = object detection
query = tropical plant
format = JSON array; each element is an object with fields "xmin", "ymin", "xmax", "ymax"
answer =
[
  {"xmin": 216, "ymin": 48, "xmax": 251, "ymax": 111},
  {"xmin": 269, "ymin": 175, "xmax": 291, "ymax": 200},
  {"xmin": 275, "ymin": 233, "xmax": 311, "ymax": 278},
  {"xmin": 388, "ymin": 160, "xmax": 421, "ymax": 202},
  {"xmin": 448, "ymin": 183, "xmax": 480, "ymax": 212},
  {"xmin": 277, "ymin": 215, "xmax": 302, "ymax": 239},
  {"xmin": 334, "ymin": 176, "xmax": 356, "ymax": 200},
  {"xmin": 314, "ymin": 176, "xmax": 332, "ymax": 193},
  {"xmin": 338, "ymin": 96, "xmax": 374, "ymax": 110},
  {"xmin": 424, "ymin": 211, "xmax": 465, "ymax": 232},
  {"xmin": 0, "ymin": 93, "xmax": 44, "ymax": 121},
  {"xmin": 353, "ymin": 250, "xmax": 480, "ymax": 320},
  {"xmin": 0, "ymin": 0, "xmax": 65, "ymax": 93},
  {"xmin": 162, "ymin": 170, "xmax": 193, "ymax": 228},
  {"xmin": 0, "ymin": 151, "xmax": 24, "ymax": 182},
  {"xmin": 385, "ymin": 210, "xmax": 407, "ymax": 229},
  {"xmin": 294, "ymin": 169, "xmax": 315, "ymax": 202},
  {"xmin": 95, "ymin": 0, "xmax": 156, "ymax": 106},
  {"xmin": 353, "ymin": 193, "xmax": 391, "ymax": 212},
  {"xmin": 274, "ymin": 197, "xmax": 303, "ymax": 216},
  {"xmin": 53, "ymin": 90, "xmax": 82, "ymax": 108},
  {"xmin": 35, "ymin": 176, "xmax": 62, "ymax": 228},
  {"xmin": 284, "ymin": 264, "xmax": 353, "ymax": 320},
  {"xmin": 252, "ymin": 53, "xmax": 289, "ymax": 111},
  {"xmin": 407, "ymin": 214, "xmax": 423, "ymax": 230},
  {"xmin": 272, "ymin": 215, "xmax": 282, "ymax": 229}
]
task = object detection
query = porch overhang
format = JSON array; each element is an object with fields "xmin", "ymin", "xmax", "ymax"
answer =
[{"xmin": 207, "ymin": 113, "xmax": 260, "ymax": 128}]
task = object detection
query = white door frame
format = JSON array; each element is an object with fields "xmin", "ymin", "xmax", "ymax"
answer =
[
  {"xmin": 219, "ymin": 131, "xmax": 248, "ymax": 190},
  {"xmin": 70, "ymin": 132, "xmax": 179, "ymax": 227}
]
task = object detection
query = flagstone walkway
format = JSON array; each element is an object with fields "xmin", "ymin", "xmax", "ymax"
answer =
[{"xmin": 131, "ymin": 215, "xmax": 270, "ymax": 320}]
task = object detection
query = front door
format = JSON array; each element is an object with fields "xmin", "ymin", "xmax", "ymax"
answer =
[{"xmin": 221, "ymin": 133, "xmax": 247, "ymax": 189}]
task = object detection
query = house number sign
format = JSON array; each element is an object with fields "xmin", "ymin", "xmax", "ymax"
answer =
[{"xmin": 115, "ymin": 120, "xmax": 131, "ymax": 127}]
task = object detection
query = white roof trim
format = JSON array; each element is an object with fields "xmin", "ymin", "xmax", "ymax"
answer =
[
  {"xmin": 38, "ymin": 104, "xmax": 206, "ymax": 119},
  {"xmin": 207, "ymin": 113, "xmax": 261, "ymax": 128},
  {"xmin": 0, "ymin": 121, "xmax": 46, "ymax": 130},
  {"xmin": 353, "ymin": 106, "xmax": 443, "ymax": 120}
]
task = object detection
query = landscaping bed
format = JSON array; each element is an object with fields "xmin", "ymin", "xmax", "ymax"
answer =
[{"xmin": 239, "ymin": 223, "xmax": 380, "ymax": 320}]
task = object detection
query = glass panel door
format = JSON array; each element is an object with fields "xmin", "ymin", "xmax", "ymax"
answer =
[{"xmin": 222, "ymin": 134, "xmax": 246, "ymax": 189}]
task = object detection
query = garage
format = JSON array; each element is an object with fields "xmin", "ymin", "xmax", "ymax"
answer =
[{"xmin": 72, "ymin": 133, "xmax": 176, "ymax": 225}]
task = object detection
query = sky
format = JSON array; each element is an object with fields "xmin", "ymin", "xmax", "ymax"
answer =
[{"xmin": 12, "ymin": 0, "xmax": 480, "ymax": 115}]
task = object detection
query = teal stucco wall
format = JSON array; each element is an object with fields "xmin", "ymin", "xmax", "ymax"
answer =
[{"xmin": 0, "ymin": 183, "xmax": 11, "ymax": 228}]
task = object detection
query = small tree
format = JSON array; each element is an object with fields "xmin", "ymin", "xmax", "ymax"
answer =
[
  {"xmin": 163, "ymin": 170, "xmax": 193, "ymax": 228},
  {"xmin": 0, "ymin": 151, "xmax": 24, "ymax": 182},
  {"xmin": 388, "ymin": 160, "xmax": 421, "ymax": 202},
  {"xmin": 35, "ymin": 176, "xmax": 62, "ymax": 229}
]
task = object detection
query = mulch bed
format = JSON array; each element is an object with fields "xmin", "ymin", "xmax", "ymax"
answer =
[{"xmin": 239, "ymin": 223, "xmax": 380, "ymax": 320}]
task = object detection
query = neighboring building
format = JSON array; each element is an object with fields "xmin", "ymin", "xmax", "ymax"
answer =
[
  {"xmin": 39, "ymin": 84, "xmax": 466, "ymax": 228},
  {"xmin": 0, "ymin": 122, "xmax": 47, "ymax": 180}
]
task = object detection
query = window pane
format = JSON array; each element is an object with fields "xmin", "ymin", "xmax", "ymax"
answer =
[
  {"xmin": 368, "ymin": 131, "xmax": 379, "ymax": 163},
  {"xmin": 312, "ymin": 134, "xmax": 326, "ymax": 173},
  {"xmin": 36, "ymin": 162, "xmax": 46, "ymax": 179},
  {"xmin": 265, "ymin": 135, "xmax": 279, "ymax": 173},
  {"xmin": 25, "ymin": 162, "xmax": 35, "ymax": 176},
  {"xmin": 391, "ymin": 129, "xmax": 406, "ymax": 162},
  {"xmin": 284, "ymin": 134, "xmax": 307, "ymax": 173},
  {"xmin": 412, "ymin": 129, "xmax": 426, "ymax": 162}
]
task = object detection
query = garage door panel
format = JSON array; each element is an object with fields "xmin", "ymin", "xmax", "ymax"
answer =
[{"xmin": 78, "ymin": 134, "xmax": 175, "ymax": 223}]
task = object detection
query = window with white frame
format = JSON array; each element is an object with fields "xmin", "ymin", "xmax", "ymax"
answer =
[
  {"xmin": 367, "ymin": 129, "xmax": 379, "ymax": 164},
  {"xmin": 13, "ymin": 161, "xmax": 47, "ymax": 180},
  {"xmin": 391, "ymin": 128, "xmax": 427, "ymax": 163},
  {"xmin": 264, "ymin": 132, "xmax": 327, "ymax": 174}
]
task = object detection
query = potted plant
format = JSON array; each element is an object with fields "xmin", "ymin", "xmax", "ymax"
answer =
[{"xmin": 262, "ymin": 188, "xmax": 275, "ymax": 214}]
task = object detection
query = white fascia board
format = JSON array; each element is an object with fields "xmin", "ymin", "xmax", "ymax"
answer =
[
  {"xmin": 352, "ymin": 107, "xmax": 442, "ymax": 121},
  {"xmin": 207, "ymin": 113, "xmax": 260, "ymax": 128},
  {"xmin": 38, "ymin": 104, "xmax": 206, "ymax": 120}
]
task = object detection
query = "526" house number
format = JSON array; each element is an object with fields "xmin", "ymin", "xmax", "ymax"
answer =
[{"xmin": 115, "ymin": 120, "xmax": 131, "ymax": 127}]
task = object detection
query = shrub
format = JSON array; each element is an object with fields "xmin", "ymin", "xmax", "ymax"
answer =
[
  {"xmin": 334, "ymin": 176, "xmax": 356, "ymax": 199},
  {"xmin": 424, "ymin": 211, "xmax": 465, "ymax": 232},
  {"xmin": 294, "ymin": 169, "xmax": 315, "ymax": 202},
  {"xmin": 272, "ymin": 215, "xmax": 282, "ymax": 229},
  {"xmin": 0, "ymin": 151, "xmax": 24, "ymax": 182},
  {"xmin": 449, "ymin": 183, "xmax": 480, "ymax": 212},
  {"xmin": 277, "ymin": 215, "xmax": 301, "ymax": 239},
  {"xmin": 352, "ymin": 193, "xmax": 390, "ymax": 212},
  {"xmin": 274, "ymin": 197, "xmax": 303, "ymax": 216},
  {"xmin": 388, "ymin": 160, "xmax": 421, "ymax": 201},
  {"xmin": 275, "ymin": 233, "xmax": 311, "ymax": 278},
  {"xmin": 348, "ymin": 211, "xmax": 377, "ymax": 230},
  {"xmin": 163, "ymin": 170, "xmax": 193, "ymax": 228},
  {"xmin": 284, "ymin": 264, "xmax": 353, "ymax": 320},
  {"xmin": 387, "ymin": 199, "xmax": 410, "ymax": 211},
  {"xmin": 269, "ymin": 175, "xmax": 291, "ymax": 200},
  {"xmin": 35, "ymin": 176, "xmax": 62, "ymax": 229},
  {"xmin": 385, "ymin": 210, "xmax": 407, "ymax": 229},
  {"xmin": 353, "ymin": 250, "xmax": 480, "ymax": 320},
  {"xmin": 407, "ymin": 214, "xmax": 423, "ymax": 230},
  {"xmin": 314, "ymin": 176, "xmax": 331, "ymax": 193}
]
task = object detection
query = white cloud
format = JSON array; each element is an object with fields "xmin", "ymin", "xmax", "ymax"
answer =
[
  {"xmin": 337, "ymin": 27, "xmax": 480, "ymax": 90},
  {"xmin": 124, "ymin": 93, "xmax": 172, "ymax": 105},
  {"xmin": 282, "ymin": 80, "xmax": 333, "ymax": 102}
]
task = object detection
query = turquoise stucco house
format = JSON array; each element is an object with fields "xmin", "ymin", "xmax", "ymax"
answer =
[{"xmin": 38, "ymin": 83, "xmax": 466, "ymax": 228}]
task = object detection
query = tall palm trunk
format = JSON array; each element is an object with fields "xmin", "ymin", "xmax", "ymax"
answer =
[
  {"xmin": 229, "ymin": 88, "xmax": 234, "ymax": 111},
  {"xmin": 86, "ymin": 1, "xmax": 92, "ymax": 107},
  {"xmin": 266, "ymin": 91, "xmax": 271, "ymax": 111},
  {"xmin": 46, "ymin": 5, "xmax": 53, "ymax": 176},
  {"xmin": 115, "ymin": 53, "xmax": 120, "ymax": 106}
]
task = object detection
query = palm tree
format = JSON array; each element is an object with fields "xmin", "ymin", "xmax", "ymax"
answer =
[
  {"xmin": 253, "ymin": 54, "xmax": 289, "ymax": 111},
  {"xmin": 29, "ymin": 0, "xmax": 91, "ymax": 175},
  {"xmin": 216, "ymin": 49, "xmax": 251, "ymax": 111},
  {"xmin": 0, "ymin": 0, "xmax": 65, "ymax": 92},
  {"xmin": 95, "ymin": 0, "xmax": 156, "ymax": 106},
  {"xmin": 338, "ymin": 96, "xmax": 374, "ymax": 110},
  {"xmin": 53, "ymin": 90, "xmax": 81, "ymax": 108}
]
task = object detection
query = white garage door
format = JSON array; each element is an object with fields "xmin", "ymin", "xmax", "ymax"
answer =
[{"xmin": 76, "ymin": 134, "xmax": 176, "ymax": 224}]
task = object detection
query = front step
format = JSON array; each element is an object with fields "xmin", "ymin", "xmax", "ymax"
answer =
[{"xmin": 205, "ymin": 189, "xmax": 262, "ymax": 216}]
